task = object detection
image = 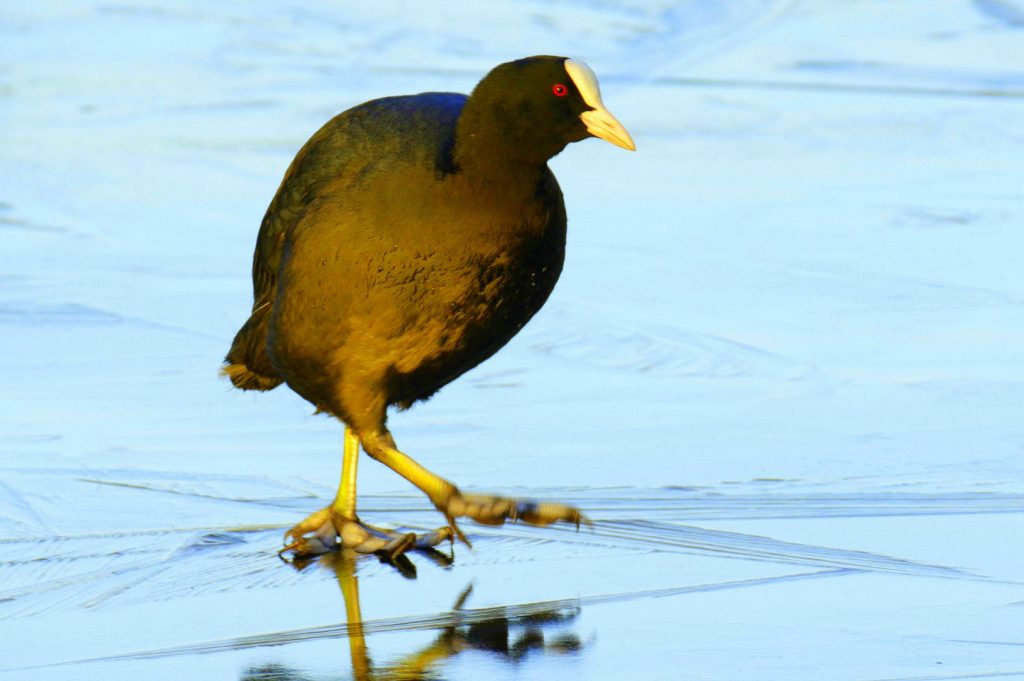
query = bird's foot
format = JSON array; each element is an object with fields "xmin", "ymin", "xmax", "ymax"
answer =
[
  {"xmin": 435, "ymin": 487, "xmax": 590, "ymax": 546},
  {"xmin": 281, "ymin": 507, "xmax": 454, "ymax": 561}
]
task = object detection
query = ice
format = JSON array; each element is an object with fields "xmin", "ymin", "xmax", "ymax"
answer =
[{"xmin": 1, "ymin": 1, "xmax": 1023, "ymax": 679}]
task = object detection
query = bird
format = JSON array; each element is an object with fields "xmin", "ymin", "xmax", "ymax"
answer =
[{"xmin": 223, "ymin": 55, "xmax": 635, "ymax": 560}]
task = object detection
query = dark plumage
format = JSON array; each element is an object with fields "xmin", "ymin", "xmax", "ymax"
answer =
[{"xmin": 223, "ymin": 56, "xmax": 634, "ymax": 558}]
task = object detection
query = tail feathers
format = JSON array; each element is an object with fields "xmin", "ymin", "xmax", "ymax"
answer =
[
  {"xmin": 220, "ymin": 362, "xmax": 283, "ymax": 391},
  {"xmin": 222, "ymin": 304, "xmax": 283, "ymax": 391}
]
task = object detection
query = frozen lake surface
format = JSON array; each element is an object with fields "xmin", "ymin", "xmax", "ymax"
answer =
[{"xmin": 2, "ymin": 1, "xmax": 1023, "ymax": 679}]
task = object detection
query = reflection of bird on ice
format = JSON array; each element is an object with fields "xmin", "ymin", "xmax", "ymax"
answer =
[
  {"xmin": 223, "ymin": 56, "xmax": 635, "ymax": 559},
  {"xmin": 242, "ymin": 553, "xmax": 584, "ymax": 681}
]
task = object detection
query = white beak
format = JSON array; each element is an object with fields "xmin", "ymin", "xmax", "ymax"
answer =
[{"xmin": 565, "ymin": 59, "xmax": 636, "ymax": 151}]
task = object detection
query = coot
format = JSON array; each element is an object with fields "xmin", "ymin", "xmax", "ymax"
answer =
[{"xmin": 224, "ymin": 56, "xmax": 634, "ymax": 558}]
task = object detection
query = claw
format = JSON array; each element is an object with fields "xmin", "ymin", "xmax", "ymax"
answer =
[
  {"xmin": 280, "ymin": 507, "xmax": 452, "ymax": 560},
  {"xmin": 445, "ymin": 515, "xmax": 472, "ymax": 549},
  {"xmin": 514, "ymin": 501, "xmax": 589, "ymax": 528},
  {"xmin": 377, "ymin": 532, "xmax": 416, "ymax": 563},
  {"xmin": 434, "ymin": 489, "xmax": 586, "ymax": 533},
  {"xmin": 280, "ymin": 512, "xmax": 340, "ymax": 556},
  {"xmin": 416, "ymin": 526, "xmax": 456, "ymax": 549}
]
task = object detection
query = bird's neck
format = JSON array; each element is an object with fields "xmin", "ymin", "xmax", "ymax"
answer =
[{"xmin": 452, "ymin": 101, "xmax": 563, "ymax": 189}]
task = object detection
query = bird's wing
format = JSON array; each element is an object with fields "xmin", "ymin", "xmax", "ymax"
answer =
[
  {"xmin": 250, "ymin": 117, "xmax": 357, "ymax": 309},
  {"xmin": 248, "ymin": 93, "xmax": 467, "ymax": 310}
]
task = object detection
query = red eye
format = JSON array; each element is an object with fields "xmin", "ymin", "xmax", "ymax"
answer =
[{"xmin": 552, "ymin": 83, "xmax": 568, "ymax": 97}]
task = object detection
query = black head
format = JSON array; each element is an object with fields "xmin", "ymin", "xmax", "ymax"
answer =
[{"xmin": 456, "ymin": 56, "xmax": 635, "ymax": 167}]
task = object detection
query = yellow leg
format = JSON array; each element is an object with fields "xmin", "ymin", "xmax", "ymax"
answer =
[
  {"xmin": 359, "ymin": 429, "xmax": 587, "ymax": 546},
  {"xmin": 359, "ymin": 430, "xmax": 456, "ymax": 508},
  {"xmin": 281, "ymin": 427, "xmax": 454, "ymax": 559},
  {"xmin": 330, "ymin": 426, "xmax": 360, "ymax": 518}
]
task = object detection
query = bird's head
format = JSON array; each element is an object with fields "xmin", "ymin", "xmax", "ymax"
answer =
[{"xmin": 460, "ymin": 56, "xmax": 635, "ymax": 166}]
